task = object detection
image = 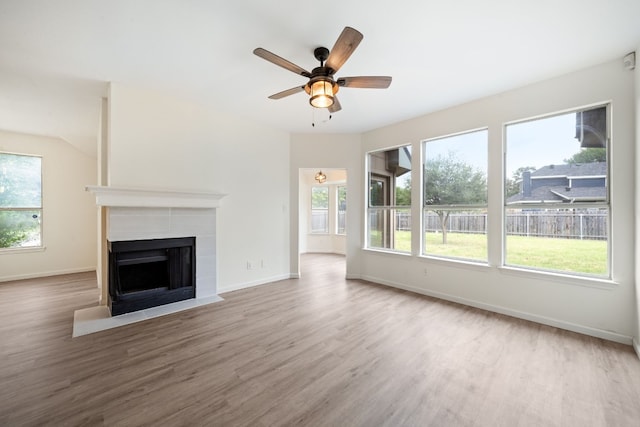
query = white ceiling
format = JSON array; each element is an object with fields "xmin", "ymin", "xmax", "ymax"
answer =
[{"xmin": 1, "ymin": 0, "xmax": 639, "ymax": 157}]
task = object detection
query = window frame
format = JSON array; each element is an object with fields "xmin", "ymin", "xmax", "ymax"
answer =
[
  {"xmin": 365, "ymin": 144, "xmax": 412, "ymax": 254},
  {"xmin": 336, "ymin": 184, "xmax": 347, "ymax": 235},
  {"xmin": 0, "ymin": 151, "xmax": 44, "ymax": 252},
  {"xmin": 502, "ymin": 103, "xmax": 611, "ymax": 278},
  {"xmin": 310, "ymin": 185, "xmax": 329, "ymax": 234},
  {"xmin": 421, "ymin": 128, "xmax": 489, "ymax": 263}
]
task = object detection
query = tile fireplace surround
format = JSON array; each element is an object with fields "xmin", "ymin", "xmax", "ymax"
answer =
[{"xmin": 74, "ymin": 186, "xmax": 227, "ymax": 336}]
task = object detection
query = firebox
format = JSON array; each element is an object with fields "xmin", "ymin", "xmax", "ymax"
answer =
[{"xmin": 108, "ymin": 237, "xmax": 196, "ymax": 316}]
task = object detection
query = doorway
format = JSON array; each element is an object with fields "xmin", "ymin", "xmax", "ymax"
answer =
[{"xmin": 298, "ymin": 168, "xmax": 347, "ymax": 277}]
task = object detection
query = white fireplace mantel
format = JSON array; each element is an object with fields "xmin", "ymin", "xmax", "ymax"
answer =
[{"xmin": 86, "ymin": 185, "xmax": 227, "ymax": 208}]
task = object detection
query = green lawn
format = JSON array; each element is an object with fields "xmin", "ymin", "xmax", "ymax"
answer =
[
  {"xmin": 376, "ymin": 231, "xmax": 607, "ymax": 275},
  {"xmin": 504, "ymin": 234, "xmax": 607, "ymax": 275},
  {"xmin": 423, "ymin": 232, "xmax": 487, "ymax": 260}
]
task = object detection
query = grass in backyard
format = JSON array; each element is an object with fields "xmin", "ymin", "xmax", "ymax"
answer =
[
  {"xmin": 424, "ymin": 232, "xmax": 487, "ymax": 260},
  {"xmin": 384, "ymin": 231, "xmax": 607, "ymax": 275},
  {"xmin": 369, "ymin": 230, "xmax": 412, "ymax": 253},
  {"xmin": 505, "ymin": 234, "xmax": 607, "ymax": 275}
]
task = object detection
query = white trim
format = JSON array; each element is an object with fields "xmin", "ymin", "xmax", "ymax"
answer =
[
  {"xmin": 86, "ymin": 185, "xmax": 227, "ymax": 208},
  {"xmin": 360, "ymin": 274, "xmax": 633, "ymax": 345},
  {"xmin": 421, "ymin": 126, "xmax": 489, "ymax": 144},
  {"xmin": 0, "ymin": 245, "xmax": 46, "ymax": 255},
  {"xmin": 530, "ymin": 175, "xmax": 565, "ymax": 179},
  {"xmin": 0, "ymin": 267, "xmax": 95, "ymax": 283},
  {"xmin": 218, "ymin": 273, "xmax": 292, "ymax": 294},
  {"xmin": 633, "ymin": 338, "xmax": 640, "ymax": 360},
  {"xmin": 73, "ymin": 295, "xmax": 224, "ymax": 337},
  {"xmin": 567, "ymin": 175, "xmax": 606, "ymax": 179},
  {"xmin": 498, "ymin": 265, "xmax": 615, "ymax": 289}
]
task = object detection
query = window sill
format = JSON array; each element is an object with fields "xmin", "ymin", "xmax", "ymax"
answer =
[
  {"xmin": 0, "ymin": 246, "xmax": 46, "ymax": 255},
  {"xmin": 498, "ymin": 265, "xmax": 617, "ymax": 289},
  {"xmin": 419, "ymin": 254, "xmax": 490, "ymax": 271},
  {"xmin": 362, "ymin": 247, "xmax": 412, "ymax": 257}
]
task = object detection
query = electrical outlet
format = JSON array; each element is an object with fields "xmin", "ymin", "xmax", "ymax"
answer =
[
  {"xmin": 423, "ymin": 268, "xmax": 428, "ymax": 276},
  {"xmin": 261, "ymin": 259, "xmax": 266, "ymax": 268},
  {"xmin": 247, "ymin": 261, "xmax": 253, "ymax": 270}
]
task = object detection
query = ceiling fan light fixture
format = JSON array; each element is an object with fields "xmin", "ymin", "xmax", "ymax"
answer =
[{"xmin": 308, "ymin": 79, "xmax": 337, "ymax": 109}]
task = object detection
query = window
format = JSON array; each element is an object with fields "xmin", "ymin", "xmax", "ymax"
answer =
[
  {"xmin": 422, "ymin": 130, "xmax": 488, "ymax": 261},
  {"xmin": 311, "ymin": 186, "xmax": 329, "ymax": 234},
  {"xmin": 0, "ymin": 152, "xmax": 42, "ymax": 249},
  {"xmin": 367, "ymin": 145, "xmax": 411, "ymax": 252},
  {"xmin": 504, "ymin": 105, "xmax": 609, "ymax": 277},
  {"xmin": 337, "ymin": 185, "xmax": 347, "ymax": 235}
]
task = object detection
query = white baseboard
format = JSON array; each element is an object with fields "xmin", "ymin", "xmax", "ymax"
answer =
[
  {"xmin": 360, "ymin": 274, "xmax": 634, "ymax": 346},
  {"xmin": 0, "ymin": 267, "xmax": 96, "ymax": 283},
  {"xmin": 218, "ymin": 273, "xmax": 292, "ymax": 294},
  {"xmin": 633, "ymin": 338, "xmax": 640, "ymax": 360}
]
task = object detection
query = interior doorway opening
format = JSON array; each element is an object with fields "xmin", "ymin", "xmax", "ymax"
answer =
[{"xmin": 298, "ymin": 168, "xmax": 347, "ymax": 278}]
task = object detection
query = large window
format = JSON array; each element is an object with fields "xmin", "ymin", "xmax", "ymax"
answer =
[
  {"xmin": 367, "ymin": 145, "xmax": 411, "ymax": 252},
  {"xmin": 504, "ymin": 105, "xmax": 609, "ymax": 277},
  {"xmin": 0, "ymin": 152, "xmax": 42, "ymax": 249},
  {"xmin": 422, "ymin": 130, "xmax": 488, "ymax": 261},
  {"xmin": 311, "ymin": 186, "xmax": 329, "ymax": 234},
  {"xmin": 337, "ymin": 185, "xmax": 347, "ymax": 235}
]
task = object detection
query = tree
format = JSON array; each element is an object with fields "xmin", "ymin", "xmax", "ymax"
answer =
[
  {"xmin": 564, "ymin": 147, "xmax": 606, "ymax": 164},
  {"xmin": 311, "ymin": 186, "xmax": 328, "ymax": 209},
  {"xmin": 0, "ymin": 154, "xmax": 42, "ymax": 248},
  {"xmin": 395, "ymin": 175, "xmax": 411, "ymax": 206},
  {"xmin": 424, "ymin": 152, "xmax": 486, "ymax": 244}
]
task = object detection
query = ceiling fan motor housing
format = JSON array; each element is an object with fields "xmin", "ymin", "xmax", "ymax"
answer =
[
  {"xmin": 304, "ymin": 66, "xmax": 339, "ymax": 95},
  {"xmin": 313, "ymin": 47, "xmax": 330, "ymax": 64}
]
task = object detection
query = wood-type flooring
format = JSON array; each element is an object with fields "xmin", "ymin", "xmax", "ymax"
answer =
[{"xmin": 1, "ymin": 253, "xmax": 640, "ymax": 426}]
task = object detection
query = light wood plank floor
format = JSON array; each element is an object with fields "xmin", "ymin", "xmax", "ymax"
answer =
[{"xmin": 1, "ymin": 253, "xmax": 640, "ymax": 426}]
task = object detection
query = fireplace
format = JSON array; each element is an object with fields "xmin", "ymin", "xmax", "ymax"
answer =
[
  {"xmin": 108, "ymin": 237, "xmax": 196, "ymax": 315},
  {"xmin": 86, "ymin": 186, "xmax": 226, "ymax": 313}
]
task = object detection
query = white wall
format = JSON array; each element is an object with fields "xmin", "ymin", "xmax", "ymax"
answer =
[
  {"xmin": 634, "ymin": 48, "xmax": 640, "ymax": 355},
  {"xmin": 0, "ymin": 131, "xmax": 97, "ymax": 281},
  {"xmin": 354, "ymin": 59, "xmax": 636, "ymax": 343},
  {"xmin": 108, "ymin": 83, "xmax": 291, "ymax": 292},
  {"xmin": 290, "ymin": 134, "xmax": 362, "ymax": 278}
]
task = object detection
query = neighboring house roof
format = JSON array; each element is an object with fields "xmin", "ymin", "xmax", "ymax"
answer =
[
  {"xmin": 531, "ymin": 162, "xmax": 606, "ymax": 178},
  {"xmin": 507, "ymin": 162, "xmax": 607, "ymax": 204},
  {"xmin": 507, "ymin": 185, "xmax": 606, "ymax": 203},
  {"xmin": 549, "ymin": 186, "xmax": 606, "ymax": 201}
]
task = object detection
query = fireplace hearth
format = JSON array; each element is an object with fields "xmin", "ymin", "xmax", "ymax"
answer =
[{"xmin": 108, "ymin": 237, "xmax": 196, "ymax": 315}]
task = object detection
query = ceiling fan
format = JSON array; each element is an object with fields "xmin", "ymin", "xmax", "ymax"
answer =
[{"xmin": 253, "ymin": 26, "xmax": 392, "ymax": 113}]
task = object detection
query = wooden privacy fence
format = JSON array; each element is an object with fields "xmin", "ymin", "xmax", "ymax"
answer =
[
  {"xmin": 503, "ymin": 212, "xmax": 607, "ymax": 240},
  {"xmin": 393, "ymin": 211, "xmax": 607, "ymax": 240}
]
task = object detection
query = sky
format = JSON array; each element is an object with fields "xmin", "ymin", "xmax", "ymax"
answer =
[
  {"xmin": 421, "ymin": 111, "xmax": 586, "ymax": 178},
  {"xmin": 505, "ymin": 112, "xmax": 583, "ymax": 177},
  {"xmin": 391, "ymin": 110, "xmax": 593, "ymax": 191}
]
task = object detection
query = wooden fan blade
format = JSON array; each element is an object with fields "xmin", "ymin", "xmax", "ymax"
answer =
[
  {"xmin": 328, "ymin": 96, "xmax": 342, "ymax": 113},
  {"xmin": 338, "ymin": 76, "xmax": 392, "ymax": 89},
  {"xmin": 268, "ymin": 86, "xmax": 305, "ymax": 100},
  {"xmin": 254, "ymin": 48, "xmax": 311, "ymax": 78},
  {"xmin": 325, "ymin": 27, "xmax": 363, "ymax": 74}
]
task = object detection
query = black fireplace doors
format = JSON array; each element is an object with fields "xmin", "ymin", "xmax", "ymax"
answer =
[{"xmin": 108, "ymin": 237, "xmax": 196, "ymax": 315}]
